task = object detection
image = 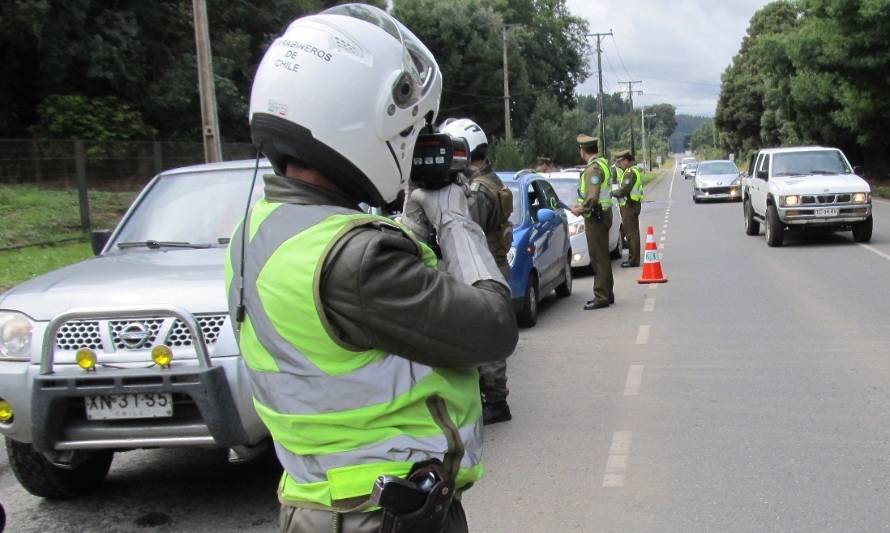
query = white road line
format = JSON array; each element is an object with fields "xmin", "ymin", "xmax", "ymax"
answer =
[
  {"xmin": 644, "ymin": 297, "xmax": 656, "ymax": 312},
  {"xmin": 648, "ymin": 283, "xmax": 659, "ymax": 290},
  {"xmin": 624, "ymin": 365, "xmax": 644, "ymax": 396},
  {"xmin": 603, "ymin": 430, "xmax": 632, "ymax": 488},
  {"xmin": 659, "ymin": 236, "xmax": 666, "ymax": 242},
  {"xmin": 661, "ymin": 230, "xmax": 667, "ymax": 235},
  {"xmin": 662, "ymin": 224, "xmax": 668, "ymax": 229},
  {"xmin": 636, "ymin": 325, "xmax": 651, "ymax": 345},
  {"xmin": 860, "ymin": 243, "xmax": 890, "ymax": 261}
]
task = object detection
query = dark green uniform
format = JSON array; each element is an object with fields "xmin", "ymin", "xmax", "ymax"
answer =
[
  {"xmin": 579, "ymin": 156, "xmax": 614, "ymax": 305},
  {"xmin": 466, "ymin": 162, "xmax": 513, "ymax": 404},
  {"xmin": 613, "ymin": 165, "xmax": 643, "ymax": 266}
]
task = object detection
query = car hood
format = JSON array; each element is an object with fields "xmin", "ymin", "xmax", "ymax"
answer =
[
  {"xmin": 0, "ymin": 249, "xmax": 229, "ymax": 321},
  {"xmin": 697, "ymin": 173, "xmax": 740, "ymax": 186},
  {"xmin": 772, "ymin": 174, "xmax": 870, "ymax": 194}
]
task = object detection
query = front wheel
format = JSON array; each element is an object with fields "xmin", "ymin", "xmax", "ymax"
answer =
[
  {"xmin": 765, "ymin": 204, "xmax": 784, "ymax": 247},
  {"xmin": 6, "ymin": 438, "xmax": 113, "ymax": 499},
  {"xmin": 853, "ymin": 216, "xmax": 873, "ymax": 243},
  {"xmin": 555, "ymin": 254, "xmax": 573, "ymax": 298},
  {"xmin": 517, "ymin": 273, "xmax": 539, "ymax": 328},
  {"xmin": 744, "ymin": 199, "xmax": 760, "ymax": 236}
]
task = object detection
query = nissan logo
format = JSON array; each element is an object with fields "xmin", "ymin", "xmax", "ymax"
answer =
[{"xmin": 119, "ymin": 322, "xmax": 150, "ymax": 349}]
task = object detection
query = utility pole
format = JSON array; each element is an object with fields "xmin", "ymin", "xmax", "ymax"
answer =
[
  {"xmin": 589, "ymin": 31, "xmax": 612, "ymax": 157},
  {"xmin": 619, "ymin": 80, "xmax": 643, "ymax": 157},
  {"xmin": 193, "ymin": 0, "xmax": 222, "ymax": 163},
  {"xmin": 502, "ymin": 24, "xmax": 516, "ymax": 143},
  {"xmin": 641, "ymin": 109, "xmax": 656, "ymax": 170}
]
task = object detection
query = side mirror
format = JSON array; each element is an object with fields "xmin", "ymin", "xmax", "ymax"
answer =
[
  {"xmin": 853, "ymin": 165, "xmax": 864, "ymax": 175},
  {"xmin": 536, "ymin": 208, "xmax": 556, "ymax": 223},
  {"xmin": 756, "ymin": 170, "xmax": 768, "ymax": 180},
  {"xmin": 91, "ymin": 230, "xmax": 112, "ymax": 256}
]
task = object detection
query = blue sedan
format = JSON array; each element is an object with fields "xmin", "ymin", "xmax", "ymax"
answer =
[{"xmin": 499, "ymin": 170, "xmax": 573, "ymax": 327}]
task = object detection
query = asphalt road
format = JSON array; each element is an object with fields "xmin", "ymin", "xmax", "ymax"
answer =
[{"xmin": 2, "ymin": 160, "xmax": 889, "ymax": 532}]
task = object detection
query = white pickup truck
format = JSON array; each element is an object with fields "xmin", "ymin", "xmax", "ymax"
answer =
[{"xmin": 741, "ymin": 146, "xmax": 873, "ymax": 247}]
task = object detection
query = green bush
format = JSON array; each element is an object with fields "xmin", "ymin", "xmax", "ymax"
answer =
[{"xmin": 489, "ymin": 137, "xmax": 526, "ymax": 171}]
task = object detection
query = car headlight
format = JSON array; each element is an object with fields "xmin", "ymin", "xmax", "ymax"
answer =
[
  {"xmin": 569, "ymin": 221, "xmax": 585, "ymax": 237},
  {"xmin": 782, "ymin": 195, "xmax": 800, "ymax": 207},
  {"xmin": 852, "ymin": 192, "xmax": 869, "ymax": 203},
  {"xmin": 507, "ymin": 247, "xmax": 516, "ymax": 267},
  {"xmin": 0, "ymin": 311, "xmax": 34, "ymax": 360}
]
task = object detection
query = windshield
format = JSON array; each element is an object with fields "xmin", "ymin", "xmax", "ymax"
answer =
[
  {"xmin": 687, "ymin": 163, "xmax": 698, "ymax": 169},
  {"xmin": 111, "ymin": 169, "xmax": 267, "ymax": 250},
  {"xmin": 772, "ymin": 150, "xmax": 851, "ymax": 177},
  {"xmin": 505, "ymin": 182, "xmax": 522, "ymax": 225},
  {"xmin": 697, "ymin": 162, "xmax": 739, "ymax": 175}
]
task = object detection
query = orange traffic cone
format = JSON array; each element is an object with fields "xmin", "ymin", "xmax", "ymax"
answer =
[{"xmin": 638, "ymin": 226, "xmax": 668, "ymax": 284}]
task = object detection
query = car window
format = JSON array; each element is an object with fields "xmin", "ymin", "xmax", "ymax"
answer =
[
  {"xmin": 547, "ymin": 178, "xmax": 580, "ymax": 207},
  {"xmin": 771, "ymin": 150, "xmax": 851, "ymax": 177},
  {"xmin": 112, "ymin": 168, "xmax": 268, "ymax": 249},
  {"xmin": 505, "ymin": 182, "xmax": 522, "ymax": 225},
  {"xmin": 697, "ymin": 162, "xmax": 739, "ymax": 175},
  {"xmin": 757, "ymin": 154, "xmax": 770, "ymax": 176},
  {"xmin": 535, "ymin": 180, "xmax": 561, "ymax": 210}
]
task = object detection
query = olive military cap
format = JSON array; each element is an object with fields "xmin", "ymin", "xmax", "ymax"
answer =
[
  {"xmin": 614, "ymin": 150, "xmax": 634, "ymax": 161},
  {"xmin": 576, "ymin": 134, "xmax": 598, "ymax": 151}
]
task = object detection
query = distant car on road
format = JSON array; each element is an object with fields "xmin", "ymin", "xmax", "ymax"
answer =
[
  {"xmin": 543, "ymin": 171, "xmax": 623, "ymax": 268},
  {"xmin": 685, "ymin": 161, "xmax": 699, "ymax": 180},
  {"xmin": 692, "ymin": 160, "xmax": 742, "ymax": 203},
  {"xmin": 500, "ymin": 171, "xmax": 573, "ymax": 327},
  {"xmin": 741, "ymin": 146, "xmax": 873, "ymax": 246},
  {"xmin": 681, "ymin": 157, "xmax": 697, "ymax": 176}
]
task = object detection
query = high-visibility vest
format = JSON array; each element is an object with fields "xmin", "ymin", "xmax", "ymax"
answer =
[
  {"xmin": 619, "ymin": 166, "xmax": 645, "ymax": 207},
  {"xmin": 226, "ymin": 202, "xmax": 484, "ymax": 509},
  {"xmin": 578, "ymin": 157, "xmax": 613, "ymax": 215}
]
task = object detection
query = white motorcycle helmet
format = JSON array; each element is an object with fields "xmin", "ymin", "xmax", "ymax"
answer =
[
  {"xmin": 440, "ymin": 118, "xmax": 488, "ymax": 160},
  {"xmin": 249, "ymin": 4, "xmax": 442, "ymax": 206}
]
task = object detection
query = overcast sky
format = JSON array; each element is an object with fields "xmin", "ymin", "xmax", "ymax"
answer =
[{"xmin": 566, "ymin": 0, "xmax": 771, "ymax": 116}]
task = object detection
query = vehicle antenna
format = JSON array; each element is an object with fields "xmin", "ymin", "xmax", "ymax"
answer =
[{"xmin": 236, "ymin": 149, "xmax": 262, "ymax": 323}]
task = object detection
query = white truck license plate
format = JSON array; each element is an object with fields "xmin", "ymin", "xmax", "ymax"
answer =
[
  {"xmin": 85, "ymin": 393, "xmax": 173, "ymax": 420},
  {"xmin": 815, "ymin": 207, "xmax": 839, "ymax": 217}
]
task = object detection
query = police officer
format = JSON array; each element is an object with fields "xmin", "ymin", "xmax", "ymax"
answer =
[
  {"xmin": 570, "ymin": 135, "xmax": 614, "ymax": 310},
  {"xmin": 227, "ymin": 6, "xmax": 518, "ymax": 532},
  {"xmin": 612, "ymin": 150, "xmax": 644, "ymax": 267},
  {"xmin": 534, "ymin": 156, "xmax": 554, "ymax": 174},
  {"xmin": 441, "ymin": 118, "xmax": 514, "ymax": 426}
]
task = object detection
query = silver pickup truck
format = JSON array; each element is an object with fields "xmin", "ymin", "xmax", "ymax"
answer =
[{"xmin": 0, "ymin": 160, "xmax": 271, "ymax": 498}]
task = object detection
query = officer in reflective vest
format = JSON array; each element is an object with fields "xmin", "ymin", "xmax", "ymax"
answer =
[
  {"xmin": 571, "ymin": 134, "xmax": 615, "ymax": 310},
  {"xmin": 227, "ymin": 6, "xmax": 518, "ymax": 532},
  {"xmin": 612, "ymin": 150, "xmax": 644, "ymax": 267}
]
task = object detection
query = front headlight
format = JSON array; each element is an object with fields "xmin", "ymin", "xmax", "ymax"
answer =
[
  {"xmin": 0, "ymin": 311, "xmax": 34, "ymax": 360},
  {"xmin": 507, "ymin": 247, "xmax": 516, "ymax": 267},
  {"xmin": 569, "ymin": 221, "xmax": 585, "ymax": 237},
  {"xmin": 782, "ymin": 195, "xmax": 800, "ymax": 207},
  {"xmin": 852, "ymin": 192, "xmax": 869, "ymax": 203}
]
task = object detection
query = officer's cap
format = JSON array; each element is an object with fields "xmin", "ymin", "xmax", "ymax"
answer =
[
  {"xmin": 576, "ymin": 134, "xmax": 598, "ymax": 151},
  {"xmin": 536, "ymin": 156, "xmax": 552, "ymax": 163},
  {"xmin": 615, "ymin": 150, "xmax": 635, "ymax": 162}
]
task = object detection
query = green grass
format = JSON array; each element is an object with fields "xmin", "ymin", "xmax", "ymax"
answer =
[
  {"xmin": 0, "ymin": 185, "xmax": 136, "ymax": 249},
  {"xmin": 870, "ymin": 181, "xmax": 890, "ymax": 199},
  {"xmin": 0, "ymin": 240, "xmax": 93, "ymax": 293}
]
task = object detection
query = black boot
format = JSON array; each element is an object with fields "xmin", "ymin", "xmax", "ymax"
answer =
[{"xmin": 483, "ymin": 401, "xmax": 512, "ymax": 425}]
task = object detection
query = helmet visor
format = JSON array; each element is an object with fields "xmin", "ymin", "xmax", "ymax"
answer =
[{"xmin": 323, "ymin": 4, "xmax": 438, "ymax": 109}]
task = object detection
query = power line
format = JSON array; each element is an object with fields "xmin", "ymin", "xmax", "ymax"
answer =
[{"xmin": 609, "ymin": 34, "xmax": 635, "ymax": 81}]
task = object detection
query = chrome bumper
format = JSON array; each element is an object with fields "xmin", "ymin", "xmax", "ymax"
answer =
[{"xmin": 779, "ymin": 204, "xmax": 871, "ymax": 225}]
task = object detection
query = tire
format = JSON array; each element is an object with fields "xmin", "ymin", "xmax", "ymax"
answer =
[
  {"xmin": 765, "ymin": 204, "xmax": 784, "ymax": 247},
  {"xmin": 852, "ymin": 216, "xmax": 873, "ymax": 243},
  {"xmin": 516, "ymin": 273, "xmax": 539, "ymax": 328},
  {"xmin": 555, "ymin": 254, "xmax": 573, "ymax": 298},
  {"xmin": 692, "ymin": 189, "xmax": 700, "ymax": 204},
  {"xmin": 610, "ymin": 226, "xmax": 623, "ymax": 259},
  {"xmin": 6, "ymin": 438, "xmax": 113, "ymax": 499},
  {"xmin": 744, "ymin": 199, "xmax": 760, "ymax": 236}
]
